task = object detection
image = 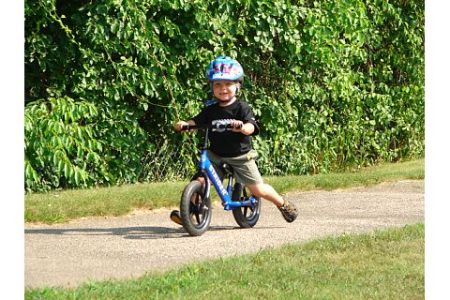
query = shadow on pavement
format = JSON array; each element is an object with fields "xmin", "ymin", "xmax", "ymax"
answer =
[{"xmin": 25, "ymin": 225, "xmax": 283, "ymax": 239}]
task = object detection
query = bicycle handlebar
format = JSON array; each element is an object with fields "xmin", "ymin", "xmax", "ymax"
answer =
[{"xmin": 180, "ymin": 120, "xmax": 242, "ymax": 132}]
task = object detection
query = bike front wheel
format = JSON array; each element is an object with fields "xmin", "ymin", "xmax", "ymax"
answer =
[
  {"xmin": 180, "ymin": 180, "xmax": 212, "ymax": 236},
  {"xmin": 231, "ymin": 183, "xmax": 261, "ymax": 228}
]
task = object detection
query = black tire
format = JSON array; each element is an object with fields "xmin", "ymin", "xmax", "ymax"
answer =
[
  {"xmin": 231, "ymin": 183, "xmax": 261, "ymax": 228},
  {"xmin": 180, "ymin": 181, "xmax": 212, "ymax": 236}
]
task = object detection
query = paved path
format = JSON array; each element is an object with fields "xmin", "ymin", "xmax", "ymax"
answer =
[{"xmin": 25, "ymin": 180, "xmax": 424, "ymax": 288}]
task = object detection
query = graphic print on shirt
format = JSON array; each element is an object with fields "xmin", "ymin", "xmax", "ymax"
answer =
[{"xmin": 211, "ymin": 119, "xmax": 235, "ymax": 132}]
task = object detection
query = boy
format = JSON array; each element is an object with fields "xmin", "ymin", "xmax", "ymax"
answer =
[{"xmin": 170, "ymin": 56, "xmax": 298, "ymax": 224}]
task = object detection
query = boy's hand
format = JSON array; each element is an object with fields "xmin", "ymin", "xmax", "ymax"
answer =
[
  {"xmin": 174, "ymin": 121, "xmax": 189, "ymax": 132},
  {"xmin": 231, "ymin": 120, "xmax": 255, "ymax": 135},
  {"xmin": 230, "ymin": 120, "xmax": 244, "ymax": 133}
]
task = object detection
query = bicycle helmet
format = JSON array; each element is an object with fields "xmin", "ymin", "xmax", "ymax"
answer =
[{"xmin": 206, "ymin": 56, "xmax": 244, "ymax": 82}]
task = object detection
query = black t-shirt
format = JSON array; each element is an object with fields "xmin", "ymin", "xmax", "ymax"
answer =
[{"xmin": 192, "ymin": 99, "xmax": 259, "ymax": 157}]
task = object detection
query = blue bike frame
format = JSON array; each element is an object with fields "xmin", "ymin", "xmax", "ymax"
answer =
[{"xmin": 199, "ymin": 149, "xmax": 257, "ymax": 211}]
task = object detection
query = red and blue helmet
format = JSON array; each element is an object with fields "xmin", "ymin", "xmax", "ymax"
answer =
[{"xmin": 206, "ymin": 56, "xmax": 244, "ymax": 82}]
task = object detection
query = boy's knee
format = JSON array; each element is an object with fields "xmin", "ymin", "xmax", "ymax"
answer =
[{"xmin": 247, "ymin": 183, "xmax": 269, "ymax": 198}]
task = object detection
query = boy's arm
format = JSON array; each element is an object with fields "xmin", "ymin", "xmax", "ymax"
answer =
[
  {"xmin": 174, "ymin": 119, "xmax": 196, "ymax": 132},
  {"xmin": 230, "ymin": 120, "xmax": 255, "ymax": 135},
  {"xmin": 241, "ymin": 122, "xmax": 255, "ymax": 135},
  {"xmin": 237, "ymin": 101, "xmax": 260, "ymax": 135}
]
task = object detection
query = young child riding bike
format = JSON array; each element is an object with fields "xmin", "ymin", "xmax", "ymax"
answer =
[{"xmin": 170, "ymin": 55, "xmax": 298, "ymax": 224}]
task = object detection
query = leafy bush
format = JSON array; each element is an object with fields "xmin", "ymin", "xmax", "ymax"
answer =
[
  {"xmin": 25, "ymin": 96, "xmax": 149, "ymax": 191},
  {"xmin": 25, "ymin": 0, "xmax": 424, "ymax": 191}
]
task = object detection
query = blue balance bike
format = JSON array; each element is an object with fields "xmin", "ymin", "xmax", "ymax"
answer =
[{"xmin": 179, "ymin": 121, "xmax": 261, "ymax": 236}]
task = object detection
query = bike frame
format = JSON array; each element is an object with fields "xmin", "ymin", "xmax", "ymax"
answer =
[{"xmin": 194, "ymin": 127, "xmax": 257, "ymax": 211}]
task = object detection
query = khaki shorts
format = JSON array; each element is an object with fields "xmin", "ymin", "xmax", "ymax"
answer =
[{"xmin": 207, "ymin": 150, "xmax": 264, "ymax": 185}]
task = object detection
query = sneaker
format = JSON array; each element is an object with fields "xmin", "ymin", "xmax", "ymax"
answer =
[
  {"xmin": 170, "ymin": 210, "xmax": 183, "ymax": 225},
  {"xmin": 278, "ymin": 199, "xmax": 298, "ymax": 223}
]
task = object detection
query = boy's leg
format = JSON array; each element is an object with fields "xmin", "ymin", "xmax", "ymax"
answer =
[
  {"xmin": 246, "ymin": 183, "xmax": 298, "ymax": 223},
  {"xmin": 246, "ymin": 183, "xmax": 283, "ymax": 206},
  {"xmin": 225, "ymin": 151, "xmax": 299, "ymax": 223}
]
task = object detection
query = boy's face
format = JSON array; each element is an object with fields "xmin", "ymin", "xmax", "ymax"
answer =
[{"xmin": 212, "ymin": 80, "xmax": 240, "ymax": 103}]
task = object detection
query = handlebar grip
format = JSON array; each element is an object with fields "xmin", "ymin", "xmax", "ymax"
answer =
[{"xmin": 181, "ymin": 124, "xmax": 198, "ymax": 131}]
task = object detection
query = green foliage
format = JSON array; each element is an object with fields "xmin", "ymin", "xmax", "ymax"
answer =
[
  {"xmin": 25, "ymin": 96, "xmax": 148, "ymax": 191},
  {"xmin": 25, "ymin": 0, "xmax": 424, "ymax": 191}
]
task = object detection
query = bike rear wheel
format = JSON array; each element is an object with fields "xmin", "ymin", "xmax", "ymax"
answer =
[
  {"xmin": 180, "ymin": 180, "xmax": 212, "ymax": 236},
  {"xmin": 231, "ymin": 183, "xmax": 261, "ymax": 228}
]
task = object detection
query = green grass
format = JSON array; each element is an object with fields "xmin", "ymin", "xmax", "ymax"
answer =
[
  {"xmin": 265, "ymin": 158, "xmax": 424, "ymax": 192},
  {"xmin": 25, "ymin": 158, "xmax": 424, "ymax": 224},
  {"xmin": 25, "ymin": 181, "xmax": 187, "ymax": 224},
  {"xmin": 25, "ymin": 223, "xmax": 424, "ymax": 299}
]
